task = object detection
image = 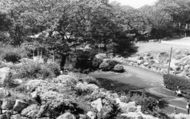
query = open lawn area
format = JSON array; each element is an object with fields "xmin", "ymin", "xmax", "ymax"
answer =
[{"xmin": 136, "ymin": 37, "xmax": 190, "ymax": 54}]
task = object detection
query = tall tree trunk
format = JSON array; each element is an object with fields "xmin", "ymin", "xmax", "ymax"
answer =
[{"xmin": 103, "ymin": 39, "xmax": 107, "ymax": 52}]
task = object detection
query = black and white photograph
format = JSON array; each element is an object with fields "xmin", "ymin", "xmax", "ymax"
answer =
[{"xmin": 1, "ymin": 0, "xmax": 190, "ymax": 118}]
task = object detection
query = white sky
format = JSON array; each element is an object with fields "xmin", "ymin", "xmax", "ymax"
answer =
[{"xmin": 109, "ymin": 0, "xmax": 158, "ymax": 8}]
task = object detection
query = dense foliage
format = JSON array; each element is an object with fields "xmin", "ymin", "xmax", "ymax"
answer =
[
  {"xmin": 1, "ymin": 0, "xmax": 190, "ymax": 69},
  {"xmin": 8, "ymin": 59, "xmax": 61, "ymax": 80},
  {"xmin": 163, "ymin": 74, "xmax": 190, "ymax": 90}
]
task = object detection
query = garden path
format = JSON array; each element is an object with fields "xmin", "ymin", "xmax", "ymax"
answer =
[{"xmin": 92, "ymin": 65, "xmax": 188, "ymax": 114}]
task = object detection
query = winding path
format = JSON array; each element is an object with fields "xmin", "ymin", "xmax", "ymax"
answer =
[{"xmin": 92, "ymin": 65, "xmax": 188, "ymax": 114}]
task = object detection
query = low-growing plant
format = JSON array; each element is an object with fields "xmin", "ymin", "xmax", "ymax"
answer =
[
  {"xmin": 74, "ymin": 50, "xmax": 96, "ymax": 71},
  {"xmin": 75, "ymin": 82, "xmax": 98, "ymax": 96},
  {"xmin": 163, "ymin": 74, "xmax": 190, "ymax": 90},
  {"xmin": 103, "ymin": 101, "xmax": 121, "ymax": 119},
  {"xmin": 15, "ymin": 61, "xmax": 43, "ymax": 79},
  {"xmin": 41, "ymin": 65, "xmax": 54, "ymax": 79},
  {"xmin": 0, "ymin": 45, "xmax": 28, "ymax": 62},
  {"xmin": 0, "ymin": 61, "xmax": 7, "ymax": 68},
  {"xmin": 99, "ymin": 62, "xmax": 110, "ymax": 71},
  {"xmin": 2, "ymin": 51, "xmax": 21, "ymax": 63},
  {"xmin": 99, "ymin": 60, "xmax": 119, "ymax": 71},
  {"xmin": 92, "ymin": 57, "xmax": 103, "ymax": 70},
  {"xmin": 45, "ymin": 62, "xmax": 61, "ymax": 77},
  {"xmin": 3, "ymin": 72, "xmax": 16, "ymax": 88},
  {"xmin": 8, "ymin": 60, "xmax": 61, "ymax": 80},
  {"xmin": 136, "ymin": 96, "xmax": 158, "ymax": 113},
  {"xmin": 113, "ymin": 64, "xmax": 125, "ymax": 73},
  {"xmin": 81, "ymin": 76, "xmax": 99, "ymax": 85}
]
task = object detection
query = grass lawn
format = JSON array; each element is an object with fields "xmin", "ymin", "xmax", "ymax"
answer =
[{"xmin": 136, "ymin": 37, "xmax": 190, "ymax": 54}]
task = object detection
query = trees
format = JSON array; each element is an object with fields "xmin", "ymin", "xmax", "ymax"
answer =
[
  {"xmin": 0, "ymin": 0, "xmax": 73, "ymax": 46},
  {"xmin": 139, "ymin": 0, "xmax": 190, "ymax": 39},
  {"xmin": 0, "ymin": 0, "xmax": 137, "ymax": 69},
  {"xmin": 57, "ymin": 0, "xmax": 125, "ymax": 52},
  {"xmin": 111, "ymin": 3, "xmax": 151, "ymax": 42},
  {"xmin": 0, "ymin": 12, "xmax": 13, "ymax": 44},
  {"xmin": 140, "ymin": 4, "xmax": 173, "ymax": 40}
]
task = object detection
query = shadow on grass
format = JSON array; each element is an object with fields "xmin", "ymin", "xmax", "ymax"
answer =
[{"xmin": 96, "ymin": 78, "xmax": 141, "ymax": 94}]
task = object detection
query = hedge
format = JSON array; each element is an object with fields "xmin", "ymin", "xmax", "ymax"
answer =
[{"xmin": 163, "ymin": 74, "xmax": 190, "ymax": 90}]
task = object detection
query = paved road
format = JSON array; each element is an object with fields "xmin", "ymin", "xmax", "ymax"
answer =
[{"xmin": 92, "ymin": 65, "xmax": 188, "ymax": 114}]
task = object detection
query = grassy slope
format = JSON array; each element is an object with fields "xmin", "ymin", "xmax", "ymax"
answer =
[{"xmin": 136, "ymin": 37, "xmax": 190, "ymax": 54}]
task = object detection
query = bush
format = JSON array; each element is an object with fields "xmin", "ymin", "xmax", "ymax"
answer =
[
  {"xmin": 41, "ymin": 65, "xmax": 54, "ymax": 79},
  {"xmin": 3, "ymin": 72, "xmax": 16, "ymax": 88},
  {"xmin": 92, "ymin": 57, "xmax": 103, "ymax": 70},
  {"xmin": 106, "ymin": 60, "xmax": 119, "ymax": 68},
  {"xmin": 99, "ymin": 62, "xmax": 110, "ymax": 71},
  {"xmin": 13, "ymin": 61, "xmax": 43, "ymax": 79},
  {"xmin": 0, "ymin": 45, "xmax": 27, "ymax": 61},
  {"xmin": 10, "ymin": 60, "xmax": 60, "ymax": 80},
  {"xmin": 99, "ymin": 60, "xmax": 119, "ymax": 71},
  {"xmin": 0, "ymin": 61, "xmax": 7, "ymax": 68},
  {"xmin": 2, "ymin": 52, "xmax": 21, "ymax": 63},
  {"xmin": 113, "ymin": 64, "xmax": 125, "ymax": 73},
  {"xmin": 46, "ymin": 62, "xmax": 61, "ymax": 77},
  {"xmin": 75, "ymin": 82, "xmax": 98, "ymax": 95},
  {"xmin": 136, "ymin": 97, "xmax": 158, "ymax": 113},
  {"xmin": 81, "ymin": 76, "xmax": 99, "ymax": 85},
  {"xmin": 95, "ymin": 53, "xmax": 107, "ymax": 59},
  {"xmin": 163, "ymin": 74, "xmax": 190, "ymax": 90},
  {"xmin": 74, "ymin": 50, "xmax": 97, "ymax": 72}
]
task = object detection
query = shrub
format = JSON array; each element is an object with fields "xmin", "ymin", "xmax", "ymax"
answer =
[
  {"xmin": 106, "ymin": 60, "xmax": 119, "ymax": 68},
  {"xmin": 41, "ymin": 65, "xmax": 54, "ymax": 79},
  {"xmin": 157, "ymin": 99, "xmax": 168, "ymax": 109},
  {"xmin": 75, "ymin": 82, "xmax": 98, "ymax": 96},
  {"xmin": 81, "ymin": 76, "xmax": 99, "ymax": 85},
  {"xmin": 99, "ymin": 62, "xmax": 110, "ymax": 71},
  {"xmin": 95, "ymin": 53, "xmax": 107, "ymax": 59},
  {"xmin": 99, "ymin": 60, "xmax": 119, "ymax": 71},
  {"xmin": 0, "ymin": 61, "xmax": 6, "ymax": 68},
  {"xmin": 163, "ymin": 74, "xmax": 190, "ymax": 90},
  {"xmin": 136, "ymin": 96, "xmax": 158, "ymax": 113},
  {"xmin": 3, "ymin": 72, "xmax": 19, "ymax": 88},
  {"xmin": 75, "ymin": 50, "xmax": 96, "ymax": 71},
  {"xmin": 120, "ymin": 96, "xmax": 130, "ymax": 103},
  {"xmin": 113, "ymin": 64, "xmax": 125, "ymax": 73},
  {"xmin": 73, "ymin": 49, "xmax": 99, "ymax": 73},
  {"xmin": 0, "ymin": 45, "xmax": 27, "ymax": 61},
  {"xmin": 2, "ymin": 51, "xmax": 21, "ymax": 63},
  {"xmin": 46, "ymin": 62, "xmax": 61, "ymax": 77},
  {"xmin": 9, "ymin": 60, "xmax": 60, "ymax": 80},
  {"xmin": 92, "ymin": 57, "xmax": 103, "ymax": 70},
  {"xmin": 13, "ymin": 61, "xmax": 43, "ymax": 79}
]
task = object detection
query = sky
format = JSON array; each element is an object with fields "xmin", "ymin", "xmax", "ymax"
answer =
[{"xmin": 109, "ymin": 0, "xmax": 158, "ymax": 8}]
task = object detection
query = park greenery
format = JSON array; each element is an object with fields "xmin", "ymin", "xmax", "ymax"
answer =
[
  {"xmin": 1, "ymin": 0, "xmax": 190, "ymax": 70},
  {"xmin": 1, "ymin": 0, "xmax": 190, "ymax": 118}
]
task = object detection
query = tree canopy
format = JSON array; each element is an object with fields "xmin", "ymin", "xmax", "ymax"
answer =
[{"xmin": 1, "ymin": 0, "xmax": 190, "ymax": 58}]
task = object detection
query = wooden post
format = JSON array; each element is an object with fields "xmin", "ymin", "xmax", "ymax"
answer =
[
  {"xmin": 168, "ymin": 47, "xmax": 173, "ymax": 75},
  {"xmin": 40, "ymin": 50, "xmax": 42, "ymax": 58},
  {"xmin": 37, "ymin": 49, "xmax": 40, "ymax": 57},
  {"xmin": 33, "ymin": 49, "xmax": 35, "ymax": 59},
  {"xmin": 53, "ymin": 51, "xmax": 55, "ymax": 63}
]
